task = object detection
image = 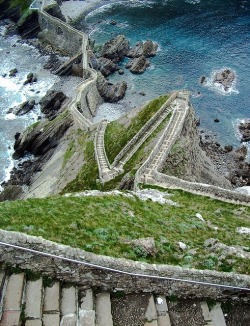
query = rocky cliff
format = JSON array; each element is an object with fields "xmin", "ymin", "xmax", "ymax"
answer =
[{"xmin": 162, "ymin": 106, "xmax": 232, "ymax": 189}]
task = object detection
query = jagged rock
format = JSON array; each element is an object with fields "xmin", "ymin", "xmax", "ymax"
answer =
[
  {"xmin": 101, "ymin": 35, "xmax": 130, "ymax": 62},
  {"xmin": 39, "ymin": 90, "xmax": 67, "ymax": 120},
  {"xmin": 213, "ymin": 68, "xmax": 235, "ymax": 91},
  {"xmin": 126, "ymin": 55, "xmax": 150, "ymax": 74},
  {"xmin": 43, "ymin": 54, "xmax": 62, "ymax": 71},
  {"xmin": 127, "ymin": 40, "xmax": 158, "ymax": 58},
  {"xmin": 98, "ymin": 57, "xmax": 118, "ymax": 76},
  {"xmin": 131, "ymin": 237, "xmax": 157, "ymax": 257},
  {"xmin": 88, "ymin": 51, "xmax": 100, "ymax": 70},
  {"xmin": 43, "ymin": 1, "xmax": 66, "ymax": 22},
  {"xmin": 13, "ymin": 111, "xmax": 73, "ymax": 159},
  {"xmin": 9, "ymin": 68, "xmax": 17, "ymax": 77},
  {"xmin": 238, "ymin": 120, "xmax": 250, "ymax": 143},
  {"xmin": 23, "ymin": 72, "xmax": 37, "ymax": 85},
  {"xmin": 96, "ymin": 74, "xmax": 127, "ymax": 103},
  {"xmin": 17, "ymin": 10, "xmax": 40, "ymax": 38},
  {"xmin": 0, "ymin": 185, "xmax": 23, "ymax": 202},
  {"xmin": 8, "ymin": 100, "xmax": 36, "ymax": 115}
]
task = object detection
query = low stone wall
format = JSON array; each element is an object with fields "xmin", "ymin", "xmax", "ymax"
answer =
[
  {"xmin": 152, "ymin": 171, "xmax": 250, "ymax": 205},
  {"xmin": 0, "ymin": 231, "xmax": 249, "ymax": 301}
]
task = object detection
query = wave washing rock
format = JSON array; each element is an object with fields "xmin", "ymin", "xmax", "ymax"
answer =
[
  {"xmin": 239, "ymin": 120, "xmax": 250, "ymax": 143},
  {"xmin": 8, "ymin": 100, "xmax": 36, "ymax": 116},
  {"xmin": 213, "ymin": 68, "xmax": 235, "ymax": 91},
  {"xmin": 127, "ymin": 40, "xmax": 158, "ymax": 58},
  {"xmin": 101, "ymin": 35, "xmax": 130, "ymax": 62}
]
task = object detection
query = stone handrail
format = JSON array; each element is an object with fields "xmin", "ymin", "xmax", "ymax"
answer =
[
  {"xmin": 0, "ymin": 230, "xmax": 249, "ymax": 300},
  {"xmin": 111, "ymin": 92, "xmax": 178, "ymax": 168}
]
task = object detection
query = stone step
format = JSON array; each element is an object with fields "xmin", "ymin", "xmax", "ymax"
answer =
[
  {"xmin": 0, "ymin": 271, "xmax": 6, "ymax": 319},
  {"xmin": 79, "ymin": 289, "xmax": 95, "ymax": 326},
  {"xmin": 1, "ymin": 273, "xmax": 25, "ymax": 326},
  {"xmin": 156, "ymin": 295, "xmax": 171, "ymax": 326},
  {"xmin": 144, "ymin": 295, "xmax": 158, "ymax": 326},
  {"xmin": 25, "ymin": 278, "xmax": 43, "ymax": 321},
  {"xmin": 60, "ymin": 286, "xmax": 77, "ymax": 326},
  {"xmin": 40, "ymin": 282, "xmax": 61, "ymax": 326},
  {"xmin": 210, "ymin": 303, "xmax": 227, "ymax": 326},
  {"xmin": 95, "ymin": 292, "xmax": 113, "ymax": 326}
]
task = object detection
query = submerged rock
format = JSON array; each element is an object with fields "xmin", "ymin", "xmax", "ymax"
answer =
[
  {"xmin": 98, "ymin": 57, "xmax": 118, "ymax": 76},
  {"xmin": 213, "ymin": 68, "xmax": 235, "ymax": 91},
  {"xmin": 23, "ymin": 72, "xmax": 37, "ymax": 85}
]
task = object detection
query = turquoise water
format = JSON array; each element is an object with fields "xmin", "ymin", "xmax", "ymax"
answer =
[{"xmin": 86, "ymin": 0, "xmax": 249, "ymax": 146}]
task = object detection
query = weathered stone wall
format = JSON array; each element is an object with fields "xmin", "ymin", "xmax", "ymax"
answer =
[
  {"xmin": 0, "ymin": 230, "xmax": 249, "ymax": 301},
  {"xmin": 38, "ymin": 11, "xmax": 84, "ymax": 56}
]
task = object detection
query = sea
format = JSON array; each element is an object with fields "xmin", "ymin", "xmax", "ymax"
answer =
[{"xmin": 0, "ymin": 0, "xmax": 249, "ymax": 185}]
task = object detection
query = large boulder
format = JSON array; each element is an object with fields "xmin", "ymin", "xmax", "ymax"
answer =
[
  {"xmin": 39, "ymin": 90, "xmax": 67, "ymax": 120},
  {"xmin": 98, "ymin": 57, "xmax": 118, "ymax": 77},
  {"xmin": 43, "ymin": 1, "xmax": 66, "ymax": 22},
  {"xmin": 126, "ymin": 55, "xmax": 150, "ymax": 74},
  {"xmin": 96, "ymin": 74, "xmax": 127, "ymax": 103},
  {"xmin": 127, "ymin": 40, "xmax": 158, "ymax": 58},
  {"xmin": 13, "ymin": 111, "xmax": 73, "ymax": 159},
  {"xmin": 213, "ymin": 68, "xmax": 235, "ymax": 91},
  {"xmin": 239, "ymin": 120, "xmax": 250, "ymax": 143},
  {"xmin": 101, "ymin": 35, "xmax": 130, "ymax": 62}
]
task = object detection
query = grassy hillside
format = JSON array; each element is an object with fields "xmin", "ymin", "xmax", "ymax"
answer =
[{"xmin": 0, "ymin": 188, "xmax": 249, "ymax": 274}]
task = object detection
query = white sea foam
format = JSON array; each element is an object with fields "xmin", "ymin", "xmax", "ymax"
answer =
[{"xmin": 204, "ymin": 68, "xmax": 239, "ymax": 96}]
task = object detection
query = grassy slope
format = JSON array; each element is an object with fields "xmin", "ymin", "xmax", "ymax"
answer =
[
  {"xmin": 104, "ymin": 95, "xmax": 169, "ymax": 163},
  {"xmin": 0, "ymin": 189, "xmax": 249, "ymax": 274}
]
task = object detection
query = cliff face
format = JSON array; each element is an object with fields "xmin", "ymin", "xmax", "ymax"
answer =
[{"xmin": 162, "ymin": 106, "xmax": 232, "ymax": 189}]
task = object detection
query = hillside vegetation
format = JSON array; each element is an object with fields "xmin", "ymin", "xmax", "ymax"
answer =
[{"xmin": 0, "ymin": 188, "xmax": 249, "ymax": 274}]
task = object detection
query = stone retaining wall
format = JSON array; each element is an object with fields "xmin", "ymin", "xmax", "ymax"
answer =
[{"xmin": 0, "ymin": 231, "xmax": 249, "ymax": 301}]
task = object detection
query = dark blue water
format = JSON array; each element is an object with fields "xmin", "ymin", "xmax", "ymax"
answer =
[{"xmin": 86, "ymin": 0, "xmax": 249, "ymax": 147}]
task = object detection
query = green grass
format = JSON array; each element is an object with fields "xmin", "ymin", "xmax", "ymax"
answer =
[
  {"xmin": 104, "ymin": 95, "xmax": 169, "ymax": 163},
  {"xmin": 61, "ymin": 129, "xmax": 100, "ymax": 193},
  {"xmin": 1, "ymin": 189, "xmax": 249, "ymax": 274}
]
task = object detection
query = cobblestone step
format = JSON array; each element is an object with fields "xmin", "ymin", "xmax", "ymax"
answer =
[
  {"xmin": 96, "ymin": 292, "xmax": 113, "ymax": 326},
  {"xmin": 1, "ymin": 273, "xmax": 25, "ymax": 326}
]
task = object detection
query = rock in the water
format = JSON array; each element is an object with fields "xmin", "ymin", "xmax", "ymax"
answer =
[
  {"xmin": 238, "ymin": 120, "xmax": 250, "ymax": 143},
  {"xmin": 0, "ymin": 185, "xmax": 23, "ymax": 202},
  {"xmin": 127, "ymin": 40, "xmax": 158, "ymax": 58},
  {"xmin": 101, "ymin": 35, "xmax": 129, "ymax": 62},
  {"xmin": 23, "ymin": 72, "xmax": 37, "ymax": 85},
  {"xmin": 213, "ymin": 68, "xmax": 235, "ymax": 91},
  {"xmin": 8, "ymin": 100, "xmax": 36, "ymax": 115},
  {"xmin": 97, "ymin": 73, "xmax": 127, "ymax": 103},
  {"xmin": 39, "ymin": 90, "xmax": 67, "ymax": 120},
  {"xmin": 98, "ymin": 57, "xmax": 118, "ymax": 76},
  {"xmin": 126, "ymin": 55, "xmax": 150, "ymax": 74},
  {"xmin": 9, "ymin": 68, "xmax": 17, "ymax": 77}
]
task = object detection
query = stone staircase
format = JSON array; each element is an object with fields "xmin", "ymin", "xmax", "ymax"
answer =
[{"xmin": 1, "ymin": 269, "xmax": 246, "ymax": 326}]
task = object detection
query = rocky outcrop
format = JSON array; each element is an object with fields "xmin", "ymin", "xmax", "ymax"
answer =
[
  {"xmin": 43, "ymin": 1, "xmax": 66, "ymax": 22},
  {"xmin": 13, "ymin": 110, "xmax": 73, "ymax": 160},
  {"xmin": 126, "ymin": 55, "xmax": 150, "ymax": 74},
  {"xmin": 213, "ymin": 68, "xmax": 235, "ymax": 91},
  {"xmin": 17, "ymin": 10, "xmax": 40, "ymax": 39},
  {"xmin": 39, "ymin": 90, "xmax": 67, "ymax": 120},
  {"xmin": 163, "ymin": 107, "xmax": 232, "ymax": 189},
  {"xmin": 127, "ymin": 40, "xmax": 158, "ymax": 58},
  {"xmin": 8, "ymin": 100, "xmax": 36, "ymax": 116},
  {"xmin": 101, "ymin": 35, "xmax": 130, "ymax": 62},
  {"xmin": 239, "ymin": 120, "xmax": 250, "ymax": 142},
  {"xmin": 96, "ymin": 74, "xmax": 127, "ymax": 103},
  {"xmin": 98, "ymin": 57, "xmax": 118, "ymax": 77},
  {"xmin": 23, "ymin": 72, "xmax": 37, "ymax": 85}
]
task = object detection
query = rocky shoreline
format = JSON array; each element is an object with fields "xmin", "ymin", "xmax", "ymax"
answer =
[{"xmin": 0, "ymin": 1, "xmax": 249, "ymax": 201}]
